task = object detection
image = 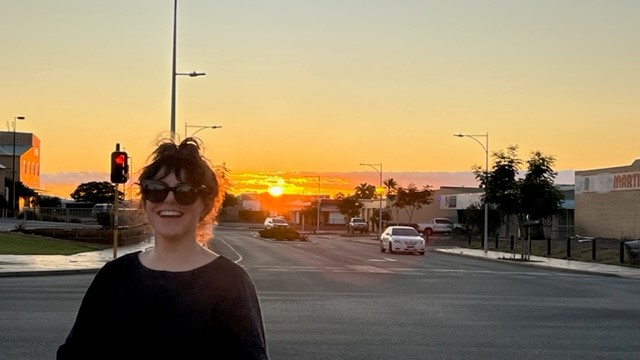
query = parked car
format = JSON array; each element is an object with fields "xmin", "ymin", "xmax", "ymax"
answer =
[
  {"xmin": 380, "ymin": 225, "xmax": 425, "ymax": 255},
  {"xmin": 91, "ymin": 203, "xmax": 112, "ymax": 217},
  {"xmin": 415, "ymin": 217, "xmax": 466, "ymax": 237},
  {"xmin": 347, "ymin": 217, "xmax": 368, "ymax": 234},
  {"xmin": 264, "ymin": 216, "xmax": 289, "ymax": 229}
]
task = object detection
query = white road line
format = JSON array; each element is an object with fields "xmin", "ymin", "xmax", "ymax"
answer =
[
  {"xmin": 369, "ymin": 257, "xmax": 398, "ymax": 262},
  {"xmin": 216, "ymin": 237, "xmax": 243, "ymax": 264},
  {"xmin": 346, "ymin": 265, "xmax": 394, "ymax": 273}
]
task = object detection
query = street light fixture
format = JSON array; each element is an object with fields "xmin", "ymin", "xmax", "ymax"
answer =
[
  {"xmin": 170, "ymin": 0, "xmax": 205, "ymax": 140},
  {"xmin": 454, "ymin": 132, "xmax": 489, "ymax": 253},
  {"xmin": 184, "ymin": 123, "xmax": 222, "ymax": 138},
  {"xmin": 12, "ymin": 115, "xmax": 25, "ymax": 218},
  {"xmin": 359, "ymin": 162, "xmax": 383, "ymax": 238}
]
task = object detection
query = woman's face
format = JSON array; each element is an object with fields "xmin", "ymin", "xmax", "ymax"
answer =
[{"xmin": 143, "ymin": 170, "xmax": 204, "ymax": 241}]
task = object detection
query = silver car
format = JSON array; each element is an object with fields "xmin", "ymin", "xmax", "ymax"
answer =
[{"xmin": 380, "ymin": 226, "xmax": 425, "ymax": 255}]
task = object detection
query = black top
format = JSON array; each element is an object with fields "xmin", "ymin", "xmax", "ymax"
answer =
[{"xmin": 57, "ymin": 252, "xmax": 268, "ymax": 359}]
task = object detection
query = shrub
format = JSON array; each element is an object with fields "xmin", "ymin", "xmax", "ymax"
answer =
[{"xmin": 259, "ymin": 228, "xmax": 308, "ymax": 241}]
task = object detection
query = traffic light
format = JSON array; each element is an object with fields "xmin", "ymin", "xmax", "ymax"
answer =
[{"xmin": 110, "ymin": 151, "xmax": 129, "ymax": 184}]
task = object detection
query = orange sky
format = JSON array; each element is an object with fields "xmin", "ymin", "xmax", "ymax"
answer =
[
  {"xmin": 3, "ymin": 1, "xmax": 639, "ymax": 199},
  {"xmin": 40, "ymin": 168, "xmax": 576, "ymax": 200}
]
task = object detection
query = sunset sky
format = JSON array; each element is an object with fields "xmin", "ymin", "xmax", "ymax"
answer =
[{"xmin": 2, "ymin": 1, "xmax": 639, "ymax": 199}]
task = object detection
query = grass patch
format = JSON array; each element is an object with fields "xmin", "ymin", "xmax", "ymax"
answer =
[{"xmin": 0, "ymin": 232, "xmax": 111, "ymax": 255}]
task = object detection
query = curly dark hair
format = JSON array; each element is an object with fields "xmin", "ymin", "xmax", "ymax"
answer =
[{"xmin": 138, "ymin": 137, "xmax": 224, "ymax": 243}]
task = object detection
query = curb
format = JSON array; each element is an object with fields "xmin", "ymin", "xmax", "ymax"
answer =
[
  {"xmin": 432, "ymin": 248, "xmax": 630, "ymax": 278},
  {"xmin": 0, "ymin": 267, "xmax": 101, "ymax": 278}
]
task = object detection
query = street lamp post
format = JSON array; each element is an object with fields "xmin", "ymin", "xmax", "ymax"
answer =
[
  {"xmin": 316, "ymin": 176, "xmax": 321, "ymax": 234},
  {"xmin": 454, "ymin": 132, "xmax": 489, "ymax": 253},
  {"xmin": 12, "ymin": 115, "xmax": 25, "ymax": 218},
  {"xmin": 170, "ymin": 0, "xmax": 205, "ymax": 140},
  {"xmin": 359, "ymin": 162, "xmax": 383, "ymax": 238},
  {"xmin": 184, "ymin": 123, "xmax": 222, "ymax": 138}
]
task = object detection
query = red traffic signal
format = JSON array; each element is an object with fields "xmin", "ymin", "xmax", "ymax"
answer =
[{"xmin": 110, "ymin": 151, "xmax": 129, "ymax": 183}]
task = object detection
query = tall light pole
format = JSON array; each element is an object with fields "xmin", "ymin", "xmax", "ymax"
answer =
[
  {"xmin": 454, "ymin": 132, "xmax": 489, "ymax": 253},
  {"xmin": 12, "ymin": 116, "xmax": 25, "ymax": 218},
  {"xmin": 184, "ymin": 123, "xmax": 222, "ymax": 138},
  {"xmin": 360, "ymin": 162, "xmax": 383, "ymax": 238},
  {"xmin": 316, "ymin": 175, "xmax": 321, "ymax": 233},
  {"xmin": 170, "ymin": 0, "xmax": 205, "ymax": 140}
]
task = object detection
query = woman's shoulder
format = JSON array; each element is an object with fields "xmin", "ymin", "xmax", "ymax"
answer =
[
  {"xmin": 208, "ymin": 255, "xmax": 245, "ymax": 273},
  {"xmin": 100, "ymin": 251, "xmax": 143, "ymax": 273},
  {"xmin": 198, "ymin": 256, "xmax": 252, "ymax": 282}
]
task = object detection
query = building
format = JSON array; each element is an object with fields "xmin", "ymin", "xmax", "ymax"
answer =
[
  {"xmin": 359, "ymin": 186, "xmax": 485, "ymax": 227},
  {"xmin": 575, "ymin": 159, "xmax": 640, "ymax": 239},
  {"xmin": 0, "ymin": 131, "xmax": 41, "ymax": 207},
  {"xmin": 358, "ymin": 184, "xmax": 574, "ymax": 240}
]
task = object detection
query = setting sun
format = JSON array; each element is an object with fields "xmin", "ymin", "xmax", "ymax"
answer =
[{"xmin": 268, "ymin": 186, "xmax": 284, "ymax": 197}]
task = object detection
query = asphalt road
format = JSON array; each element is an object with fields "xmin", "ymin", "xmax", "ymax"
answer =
[{"xmin": 1, "ymin": 227, "xmax": 639, "ymax": 359}]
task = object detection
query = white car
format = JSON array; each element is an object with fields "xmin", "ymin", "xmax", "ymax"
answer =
[
  {"xmin": 264, "ymin": 217, "xmax": 289, "ymax": 229},
  {"xmin": 380, "ymin": 226, "xmax": 425, "ymax": 255},
  {"xmin": 91, "ymin": 203, "xmax": 113, "ymax": 217}
]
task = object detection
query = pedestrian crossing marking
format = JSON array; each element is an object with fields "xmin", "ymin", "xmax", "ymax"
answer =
[{"xmin": 346, "ymin": 265, "xmax": 394, "ymax": 273}]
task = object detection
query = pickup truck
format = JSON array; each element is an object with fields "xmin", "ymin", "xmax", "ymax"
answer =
[
  {"xmin": 415, "ymin": 218, "xmax": 465, "ymax": 237},
  {"xmin": 347, "ymin": 217, "xmax": 369, "ymax": 234}
]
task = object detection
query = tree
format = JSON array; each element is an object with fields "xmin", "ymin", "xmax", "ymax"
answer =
[
  {"xmin": 300, "ymin": 200, "xmax": 319, "ymax": 227},
  {"xmin": 520, "ymin": 151, "xmax": 565, "ymax": 221},
  {"xmin": 218, "ymin": 192, "xmax": 238, "ymax": 219},
  {"xmin": 354, "ymin": 183, "xmax": 376, "ymax": 199},
  {"xmin": 383, "ymin": 177, "xmax": 399, "ymax": 222},
  {"xmin": 476, "ymin": 145, "xmax": 522, "ymax": 218},
  {"xmin": 392, "ymin": 183, "xmax": 434, "ymax": 223},
  {"xmin": 370, "ymin": 207, "xmax": 392, "ymax": 232},
  {"xmin": 3, "ymin": 178, "xmax": 38, "ymax": 214},
  {"xmin": 36, "ymin": 195, "xmax": 62, "ymax": 208},
  {"xmin": 70, "ymin": 181, "xmax": 122, "ymax": 204},
  {"xmin": 383, "ymin": 178, "xmax": 398, "ymax": 200},
  {"xmin": 337, "ymin": 195, "xmax": 362, "ymax": 220},
  {"xmin": 474, "ymin": 145, "xmax": 564, "ymax": 237},
  {"xmin": 221, "ymin": 192, "xmax": 238, "ymax": 208}
]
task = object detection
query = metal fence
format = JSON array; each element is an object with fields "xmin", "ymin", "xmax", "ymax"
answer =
[{"xmin": 7, "ymin": 207, "xmax": 146, "ymax": 230}]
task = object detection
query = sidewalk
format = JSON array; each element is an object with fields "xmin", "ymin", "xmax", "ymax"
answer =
[
  {"xmin": 0, "ymin": 239, "xmax": 154, "ymax": 277},
  {"xmin": 1, "ymin": 228, "xmax": 640, "ymax": 279},
  {"xmin": 331, "ymin": 233, "xmax": 640, "ymax": 280}
]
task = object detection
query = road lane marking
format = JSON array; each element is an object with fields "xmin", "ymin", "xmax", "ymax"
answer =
[
  {"xmin": 369, "ymin": 257, "xmax": 397, "ymax": 262},
  {"xmin": 346, "ymin": 265, "xmax": 394, "ymax": 273}
]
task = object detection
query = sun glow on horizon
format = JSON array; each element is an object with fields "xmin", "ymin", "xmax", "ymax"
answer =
[{"xmin": 268, "ymin": 185, "xmax": 284, "ymax": 197}]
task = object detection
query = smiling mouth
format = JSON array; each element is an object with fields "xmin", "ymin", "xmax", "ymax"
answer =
[{"xmin": 158, "ymin": 210, "xmax": 183, "ymax": 217}]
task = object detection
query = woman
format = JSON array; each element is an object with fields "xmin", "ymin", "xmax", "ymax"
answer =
[{"xmin": 57, "ymin": 137, "xmax": 269, "ymax": 359}]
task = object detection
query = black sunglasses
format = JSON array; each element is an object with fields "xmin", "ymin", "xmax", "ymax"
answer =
[{"xmin": 139, "ymin": 180, "xmax": 205, "ymax": 205}]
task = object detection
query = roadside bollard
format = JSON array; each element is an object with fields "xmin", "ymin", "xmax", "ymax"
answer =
[
  {"xmin": 547, "ymin": 237, "xmax": 551, "ymax": 255},
  {"xmin": 567, "ymin": 237, "xmax": 571, "ymax": 258},
  {"xmin": 495, "ymin": 233, "xmax": 499, "ymax": 249},
  {"xmin": 592, "ymin": 238, "xmax": 597, "ymax": 260},
  {"xmin": 620, "ymin": 241, "xmax": 625, "ymax": 264},
  {"xmin": 510, "ymin": 235, "xmax": 514, "ymax": 251}
]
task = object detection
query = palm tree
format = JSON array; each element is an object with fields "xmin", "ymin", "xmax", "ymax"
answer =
[
  {"xmin": 383, "ymin": 178, "xmax": 398, "ymax": 199},
  {"xmin": 384, "ymin": 177, "xmax": 399, "ymax": 223},
  {"xmin": 354, "ymin": 183, "xmax": 376, "ymax": 199}
]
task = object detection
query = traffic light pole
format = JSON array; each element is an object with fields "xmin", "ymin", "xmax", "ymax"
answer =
[
  {"xmin": 110, "ymin": 143, "xmax": 128, "ymax": 259},
  {"xmin": 113, "ymin": 187, "xmax": 118, "ymax": 259}
]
